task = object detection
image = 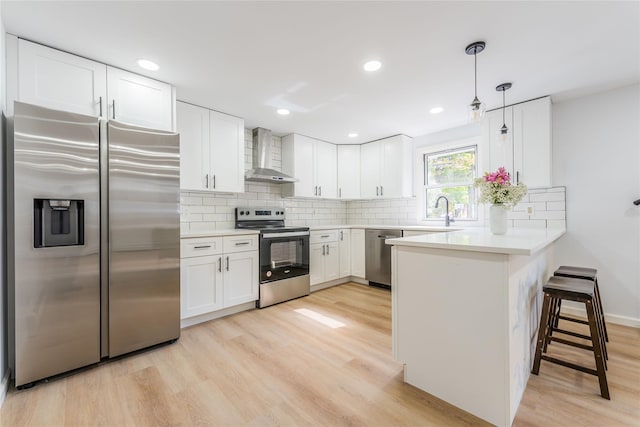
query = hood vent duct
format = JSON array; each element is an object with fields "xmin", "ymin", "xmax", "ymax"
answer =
[{"xmin": 245, "ymin": 127, "xmax": 297, "ymax": 183}]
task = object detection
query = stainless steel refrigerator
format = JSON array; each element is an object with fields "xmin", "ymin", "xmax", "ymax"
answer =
[{"xmin": 8, "ymin": 101, "xmax": 180, "ymax": 388}]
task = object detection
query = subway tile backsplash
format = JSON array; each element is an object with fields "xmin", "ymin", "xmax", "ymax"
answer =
[
  {"xmin": 506, "ymin": 186, "xmax": 566, "ymax": 229},
  {"xmin": 180, "ymin": 129, "xmax": 566, "ymax": 232}
]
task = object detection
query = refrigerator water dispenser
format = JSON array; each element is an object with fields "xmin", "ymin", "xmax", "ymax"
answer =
[{"xmin": 33, "ymin": 199, "xmax": 84, "ymax": 248}]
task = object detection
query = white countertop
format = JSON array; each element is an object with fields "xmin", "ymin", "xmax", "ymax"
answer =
[
  {"xmin": 181, "ymin": 229, "xmax": 260, "ymax": 239},
  {"xmin": 309, "ymin": 224, "xmax": 460, "ymax": 232},
  {"xmin": 386, "ymin": 227, "xmax": 566, "ymax": 255}
]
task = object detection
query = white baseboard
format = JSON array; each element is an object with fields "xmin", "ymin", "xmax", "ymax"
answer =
[
  {"xmin": 311, "ymin": 276, "xmax": 368, "ymax": 292},
  {"xmin": 0, "ymin": 369, "xmax": 10, "ymax": 409},
  {"xmin": 180, "ymin": 301, "xmax": 256, "ymax": 328},
  {"xmin": 561, "ymin": 306, "xmax": 640, "ymax": 328}
]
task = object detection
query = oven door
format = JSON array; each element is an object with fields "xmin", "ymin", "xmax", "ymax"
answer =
[{"xmin": 259, "ymin": 231, "xmax": 309, "ymax": 283}]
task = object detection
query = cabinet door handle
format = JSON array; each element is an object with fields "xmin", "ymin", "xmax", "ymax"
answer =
[
  {"xmin": 97, "ymin": 96, "xmax": 103, "ymax": 116},
  {"xmin": 218, "ymin": 257, "xmax": 222, "ymax": 272},
  {"xmin": 234, "ymin": 242, "xmax": 250, "ymax": 246},
  {"xmin": 326, "ymin": 244, "xmax": 330, "ymax": 255},
  {"xmin": 376, "ymin": 186, "xmax": 379, "ymax": 196},
  {"xmin": 111, "ymin": 100, "xmax": 116, "ymax": 119},
  {"xmin": 213, "ymin": 174, "xmax": 216, "ymax": 189},
  {"xmin": 322, "ymin": 244, "xmax": 326, "ymax": 256},
  {"xmin": 319, "ymin": 186, "xmax": 322, "ymax": 196},
  {"xmin": 321, "ymin": 235, "xmax": 330, "ymax": 238},
  {"xmin": 194, "ymin": 245, "xmax": 211, "ymax": 249},
  {"xmin": 339, "ymin": 188, "xmax": 342, "ymax": 198},
  {"xmin": 516, "ymin": 171, "xmax": 520, "ymax": 184},
  {"xmin": 314, "ymin": 186, "xmax": 318, "ymax": 196},
  {"xmin": 380, "ymin": 186, "xmax": 383, "ymax": 196},
  {"xmin": 226, "ymin": 256, "xmax": 229, "ymax": 271},
  {"xmin": 205, "ymin": 174, "xmax": 209, "ymax": 188},
  {"xmin": 340, "ymin": 231, "xmax": 343, "ymax": 241}
]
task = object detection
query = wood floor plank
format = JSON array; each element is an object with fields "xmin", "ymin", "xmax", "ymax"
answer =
[{"xmin": 1, "ymin": 282, "xmax": 638, "ymax": 426}]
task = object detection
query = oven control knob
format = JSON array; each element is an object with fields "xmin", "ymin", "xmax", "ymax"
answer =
[
  {"xmin": 245, "ymin": 211, "xmax": 250, "ymax": 215},
  {"xmin": 275, "ymin": 211, "xmax": 280, "ymax": 215},
  {"xmin": 239, "ymin": 211, "xmax": 244, "ymax": 215},
  {"xmin": 266, "ymin": 271, "xmax": 272, "ymax": 278},
  {"xmin": 280, "ymin": 210, "xmax": 284, "ymax": 215}
]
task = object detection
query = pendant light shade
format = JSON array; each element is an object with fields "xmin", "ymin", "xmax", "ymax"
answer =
[
  {"xmin": 496, "ymin": 82, "xmax": 512, "ymax": 142},
  {"xmin": 465, "ymin": 41, "xmax": 486, "ymax": 123}
]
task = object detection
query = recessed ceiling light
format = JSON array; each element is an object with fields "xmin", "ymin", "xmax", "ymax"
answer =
[
  {"xmin": 277, "ymin": 108, "xmax": 290, "ymax": 115},
  {"xmin": 348, "ymin": 133, "xmax": 358, "ymax": 138},
  {"xmin": 363, "ymin": 60, "xmax": 382, "ymax": 72},
  {"xmin": 429, "ymin": 107, "xmax": 444, "ymax": 114},
  {"xmin": 137, "ymin": 59, "xmax": 159, "ymax": 71}
]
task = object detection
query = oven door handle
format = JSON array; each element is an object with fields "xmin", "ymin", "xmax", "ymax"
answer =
[{"xmin": 262, "ymin": 231, "xmax": 310, "ymax": 239}]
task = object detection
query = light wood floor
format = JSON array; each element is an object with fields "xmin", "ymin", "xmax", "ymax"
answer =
[{"xmin": 1, "ymin": 282, "xmax": 638, "ymax": 426}]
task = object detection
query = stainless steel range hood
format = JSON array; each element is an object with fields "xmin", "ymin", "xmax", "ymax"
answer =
[{"xmin": 245, "ymin": 127, "xmax": 297, "ymax": 183}]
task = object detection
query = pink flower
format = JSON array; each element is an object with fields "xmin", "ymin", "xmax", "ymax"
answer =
[{"xmin": 483, "ymin": 167, "xmax": 511, "ymax": 186}]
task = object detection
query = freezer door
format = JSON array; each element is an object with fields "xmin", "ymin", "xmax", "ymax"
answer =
[
  {"xmin": 107, "ymin": 120, "xmax": 180, "ymax": 357},
  {"xmin": 12, "ymin": 101, "xmax": 100, "ymax": 387}
]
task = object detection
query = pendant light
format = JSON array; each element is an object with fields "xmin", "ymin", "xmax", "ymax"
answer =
[
  {"xmin": 496, "ymin": 82, "xmax": 512, "ymax": 142},
  {"xmin": 465, "ymin": 41, "xmax": 486, "ymax": 123}
]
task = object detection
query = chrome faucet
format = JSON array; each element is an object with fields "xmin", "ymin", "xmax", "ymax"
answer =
[{"xmin": 435, "ymin": 195, "xmax": 455, "ymax": 227}]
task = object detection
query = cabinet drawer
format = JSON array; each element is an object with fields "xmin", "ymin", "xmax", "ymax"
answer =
[
  {"xmin": 223, "ymin": 235, "xmax": 258, "ymax": 253},
  {"xmin": 310, "ymin": 230, "xmax": 339, "ymax": 244},
  {"xmin": 181, "ymin": 237, "xmax": 223, "ymax": 258}
]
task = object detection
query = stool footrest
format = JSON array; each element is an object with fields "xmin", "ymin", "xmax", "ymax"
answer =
[
  {"xmin": 558, "ymin": 315, "xmax": 589, "ymax": 325},
  {"xmin": 549, "ymin": 336, "xmax": 594, "ymax": 351},
  {"xmin": 551, "ymin": 328, "xmax": 592, "ymax": 341},
  {"xmin": 541, "ymin": 355, "xmax": 598, "ymax": 376}
]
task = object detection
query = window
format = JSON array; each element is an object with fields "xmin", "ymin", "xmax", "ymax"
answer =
[{"xmin": 424, "ymin": 146, "xmax": 477, "ymax": 220}]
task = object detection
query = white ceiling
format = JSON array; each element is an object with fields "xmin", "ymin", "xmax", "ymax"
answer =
[{"xmin": 2, "ymin": 1, "xmax": 639, "ymax": 144}]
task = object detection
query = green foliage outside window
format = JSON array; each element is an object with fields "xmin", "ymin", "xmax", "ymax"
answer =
[{"xmin": 424, "ymin": 146, "xmax": 477, "ymax": 220}]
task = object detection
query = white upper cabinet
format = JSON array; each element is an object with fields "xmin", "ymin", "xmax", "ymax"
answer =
[
  {"xmin": 17, "ymin": 39, "xmax": 107, "ymax": 117},
  {"xmin": 512, "ymin": 97, "xmax": 552, "ymax": 188},
  {"xmin": 282, "ymin": 134, "xmax": 337, "ymax": 198},
  {"xmin": 177, "ymin": 101, "xmax": 209, "ymax": 191},
  {"xmin": 176, "ymin": 101, "xmax": 245, "ymax": 193},
  {"xmin": 484, "ymin": 96, "xmax": 552, "ymax": 188},
  {"xmin": 337, "ymin": 145, "xmax": 361, "ymax": 199},
  {"xmin": 209, "ymin": 110, "xmax": 245, "ymax": 193},
  {"xmin": 360, "ymin": 135, "xmax": 413, "ymax": 198},
  {"xmin": 107, "ymin": 66, "xmax": 173, "ymax": 131},
  {"xmin": 13, "ymin": 37, "xmax": 175, "ymax": 131}
]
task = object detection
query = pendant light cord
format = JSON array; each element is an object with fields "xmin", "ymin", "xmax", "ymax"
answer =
[
  {"xmin": 474, "ymin": 51, "xmax": 478, "ymax": 97},
  {"xmin": 502, "ymin": 89, "xmax": 505, "ymax": 124}
]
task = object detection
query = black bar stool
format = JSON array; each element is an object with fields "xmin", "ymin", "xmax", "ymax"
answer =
[
  {"xmin": 553, "ymin": 266, "xmax": 608, "ymax": 342},
  {"xmin": 532, "ymin": 276, "xmax": 610, "ymax": 399}
]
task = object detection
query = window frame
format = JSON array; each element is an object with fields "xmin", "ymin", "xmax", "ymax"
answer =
[{"xmin": 414, "ymin": 136, "xmax": 485, "ymax": 226}]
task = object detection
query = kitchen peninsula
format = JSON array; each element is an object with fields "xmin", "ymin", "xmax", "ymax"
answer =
[{"xmin": 386, "ymin": 227, "xmax": 565, "ymax": 427}]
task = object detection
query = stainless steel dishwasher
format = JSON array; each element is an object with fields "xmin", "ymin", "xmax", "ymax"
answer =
[{"xmin": 365, "ymin": 229, "xmax": 403, "ymax": 288}]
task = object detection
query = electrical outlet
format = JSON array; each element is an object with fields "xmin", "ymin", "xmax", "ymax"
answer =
[{"xmin": 527, "ymin": 206, "xmax": 534, "ymax": 215}]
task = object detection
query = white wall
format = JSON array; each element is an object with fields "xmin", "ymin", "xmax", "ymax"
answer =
[{"xmin": 552, "ymin": 83, "xmax": 640, "ymax": 325}]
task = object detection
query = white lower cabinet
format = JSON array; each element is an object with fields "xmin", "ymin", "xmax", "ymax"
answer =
[
  {"xmin": 310, "ymin": 242, "xmax": 339, "ymax": 286},
  {"xmin": 180, "ymin": 235, "xmax": 258, "ymax": 320},
  {"xmin": 350, "ymin": 229, "xmax": 366, "ymax": 279},
  {"xmin": 309, "ymin": 230, "xmax": 340, "ymax": 286},
  {"xmin": 338, "ymin": 229, "xmax": 351, "ymax": 278},
  {"xmin": 181, "ymin": 255, "xmax": 224, "ymax": 318}
]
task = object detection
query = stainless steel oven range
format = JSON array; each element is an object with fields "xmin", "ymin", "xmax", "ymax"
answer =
[{"xmin": 235, "ymin": 207, "xmax": 310, "ymax": 308}]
